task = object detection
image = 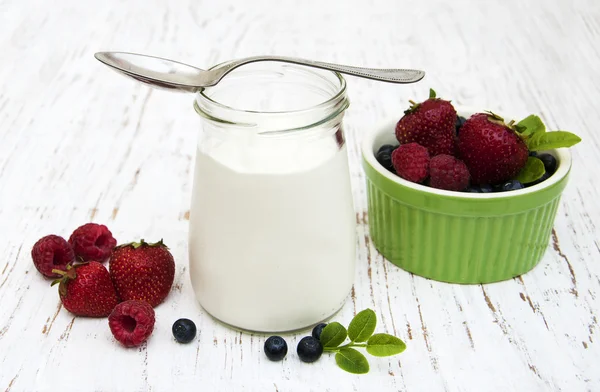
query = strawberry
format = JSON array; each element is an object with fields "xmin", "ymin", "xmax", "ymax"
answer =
[
  {"xmin": 457, "ymin": 112, "xmax": 529, "ymax": 185},
  {"xmin": 109, "ymin": 240, "xmax": 175, "ymax": 308},
  {"xmin": 52, "ymin": 262, "xmax": 120, "ymax": 317},
  {"xmin": 395, "ymin": 89, "xmax": 457, "ymax": 156}
]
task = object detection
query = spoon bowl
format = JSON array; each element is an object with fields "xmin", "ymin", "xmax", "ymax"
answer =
[{"xmin": 94, "ymin": 52, "xmax": 208, "ymax": 92}]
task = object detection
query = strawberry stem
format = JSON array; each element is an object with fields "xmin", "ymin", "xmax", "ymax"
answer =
[
  {"xmin": 484, "ymin": 110, "xmax": 505, "ymax": 122},
  {"xmin": 404, "ymin": 88, "xmax": 441, "ymax": 115},
  {"xmin": 50, "ymin": 264, "xmax": 79, "ymax": 297},
  {"xmin": 404, "ymin": 100, "xmax": 420, "ymax": 115},
  {"xmin": 116, "ymin": 239, "xmax": 168, "ymax": 250}
]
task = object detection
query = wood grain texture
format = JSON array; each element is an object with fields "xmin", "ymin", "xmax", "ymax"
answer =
[{"xmin": 1, "ymin": 0, "xmax": 599, "ymax": 390}]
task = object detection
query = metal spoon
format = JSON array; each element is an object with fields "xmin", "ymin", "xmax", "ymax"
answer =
[{"xmin": 94, "ymin": 52, "xmax": 425, "ymax": 93}]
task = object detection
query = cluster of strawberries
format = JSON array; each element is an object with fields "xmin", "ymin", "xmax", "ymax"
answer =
[{"xmin": 31, "ymin": 223, "xmax": 175, "ymax": 347}]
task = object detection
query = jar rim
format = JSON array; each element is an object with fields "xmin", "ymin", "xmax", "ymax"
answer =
[{"xmin": 193, "ymin": 63, "xmax": 349, "ymax": 134}]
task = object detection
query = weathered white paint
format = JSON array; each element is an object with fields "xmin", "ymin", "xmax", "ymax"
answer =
[{"xmin": 0, "ymin": 0, "xmax": 598, "ymax": 391}]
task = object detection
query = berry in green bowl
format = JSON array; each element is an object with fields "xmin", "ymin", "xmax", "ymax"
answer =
[{"xmin": 361, "ymin": 89, "xmax": 581, "ymax": 284}]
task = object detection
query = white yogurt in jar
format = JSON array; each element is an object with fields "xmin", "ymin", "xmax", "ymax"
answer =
[{"xmin": 188, "ymin": 134, "xmax": 356, "ymax": 332}]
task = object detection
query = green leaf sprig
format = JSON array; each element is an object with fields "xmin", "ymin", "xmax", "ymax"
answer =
[
  {"xmin": 515, "ymin": 157, "xmax": 545, "ymax": 184},
  {"xmin": 319, "ymin": 309, "xmax": 406, "ymax": 374},
  {"xmin": 511, "ymin": 114, "xmax": 581, "ymax": 184},
  {"xmin": 515, "ymin": 114, "xmax": 581, "ymax": 150}
]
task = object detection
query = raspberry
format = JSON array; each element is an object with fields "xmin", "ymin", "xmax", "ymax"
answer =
[
  {"xmin": 69, "ymin": 223, "xmax": 117, "ymax": 262},
  {"xmin": 429, "ymin": 154, "xmax": 470, "ymax": 191},
  {"xmin": 391, "ymin": 143, "xmax": 430, "ymax": 183},
  {"xmin": 31, "ymin": 235, "xmax": 75, "ymax": 278},
  {"xmin": 108, "ymin": 300, "xmax": 155, "ymax": 347}
]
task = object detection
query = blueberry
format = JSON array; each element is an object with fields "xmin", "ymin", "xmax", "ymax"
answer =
[
  {"xmin": 466, "ymin": 186, "xmax": 482, "ymax": 193},
  {"xmin": 377, "ymin": 144, "xmax": 396, "ymax": 155},
  {"xmin": 479, "ymin": 184, "xmax": 493, "ymax": 193},
  {"xmin": 537, "ymin": 153, "xmax": 557, "ymax": 174},
  {"xmin": 172, "ymin": 318, "xmax": 197, "ymax": 343},
  {"xmin": 526, "ymin": 171, "xmax": 551, "ymax": 187},
  {"xmin": 494, "ymin": 180, "xmax": 524, "ymax": 192},
  {"xmin": 264, "ymin": 336, "xmax": 288, "ymax": 361},
  {"xmin": 376, "ymin": 144, "xmax": 398, "ymax": 173},
  {"xmin": 455, "ymin": 116, "xmax": 467, "ymax": 134},
  {"xmin": 296, "ymin": 336, "xmax": 323, "ymax": 363},
  {"xmin": 376, "ymin": 152, "xmax": 394, "ymax": 172},
  {"xmin": 311, "ymin": 323, "xmax": 327, "ymax": 340},
  {"xmin": 529, "ymin": 151, "xmax": 538, "ymax": 157}
]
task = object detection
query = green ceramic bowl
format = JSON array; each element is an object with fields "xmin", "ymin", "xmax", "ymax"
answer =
[{"xmin": 362, "ymin": 107, "xmax": 572, "ymax": 284}]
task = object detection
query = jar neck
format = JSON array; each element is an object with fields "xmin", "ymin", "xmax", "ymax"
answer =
[{"xmin": 193, "ymin": 66, "xmax": 349, "ymax": 135}]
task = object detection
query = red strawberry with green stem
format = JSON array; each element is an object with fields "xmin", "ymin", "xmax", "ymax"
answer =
[
  {"xmin": 109, "ymin": 239, "xmax": 175, "ymax": 308},
  {"xmin": 395, "ymin": 89, "xmax": 457, "ymax": 156},
  {"xmin": 52, "ymin": 262, "xmax": 120, "ymax": 317},
  {"xmin": 457, "ymin": 112, "xmax": 529, "ymax": 185},
  {"xmin": 457, "ymin": 111, "xmax": 581, "ymax": 185}
]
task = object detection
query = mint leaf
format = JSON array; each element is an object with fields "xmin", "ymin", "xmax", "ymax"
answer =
[
  {"xmin": 320, "ymin": 322, "xmax": 347, "ymax": 348},
  {"xmin": 335, "ymin": 348, "xmax": 370, "ymax": 374},
  {"xmin": 366, "ymin": 333, "xmax": 406, "ymax": 357},
  {"xmin": 527, "ymin": 131, "xmax": 581, "ymax": 151},
  {"xmin": 515, "ymin": 157, "xmax": 546, "ymax": 184},
  {"xmin": 347, "ymin": 309, "xmax": 377, "ymax": 342},
  {"xmin": 517, "ymin": 115, "xmax": 545, "ymax": 136}
]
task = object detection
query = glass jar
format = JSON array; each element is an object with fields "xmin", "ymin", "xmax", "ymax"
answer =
[{"xmin": 188, "ymin": 62, "xmax": 355, "ymax": 332}]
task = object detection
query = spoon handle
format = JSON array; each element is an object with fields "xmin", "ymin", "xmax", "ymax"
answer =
[{"xmin": 212, "ymin": 56, "xmax": 425, "ymax": 84}]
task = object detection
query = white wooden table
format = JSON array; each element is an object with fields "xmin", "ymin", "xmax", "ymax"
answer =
[{"xmin": 1, "ymin": 0, "xmax": 599, "ymax": 390}]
